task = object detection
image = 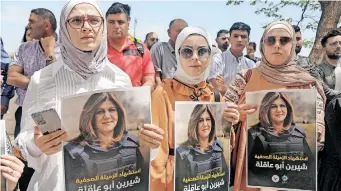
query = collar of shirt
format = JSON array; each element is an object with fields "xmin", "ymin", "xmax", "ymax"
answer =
[
  {"xmin": 167, "ymin": 40, "xmax": 175, "ymax": 54},
  {"xmin": 108, "ymin": 36, "xmax": 135, "ymax": 53},
  {"xmin": 227, "ymin": 49, "xmax": 244, "ymax": 63},
  {"xmin": 325, "ymin": 60, "xmax": 337, "ymax": 69}
]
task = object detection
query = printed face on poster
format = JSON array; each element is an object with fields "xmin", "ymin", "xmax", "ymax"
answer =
[
  {"xmin": 246, "ymin": 90, "xmax": 317, "ymax": 191},
  {"xmin": 174, "ymin": 102, "xmax": 231, "ymax": 191},
  {"xmin": 61, "ymin": 87, "xmax": 151, "ymax": 191}
]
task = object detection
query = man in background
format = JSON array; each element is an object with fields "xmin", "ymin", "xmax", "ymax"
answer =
[
  {"xmin": 145, "ymin": 32, "xmax": 159, "ymax": 50},
  {"xmin": 106, "ymin": 2, "xmax": 155, "ymax": 91},
  {"xmin": 151, "ymin": 19, "xmax": 188, "ymax": 86},
  {"xmin": 215, "ymin": 29, "xmax": 230, "ymax": 52}
]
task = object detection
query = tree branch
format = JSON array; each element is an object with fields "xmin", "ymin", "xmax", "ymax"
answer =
[{"xmin": 297, "ymin": 0, "xmax": 310, "ymax": 25}]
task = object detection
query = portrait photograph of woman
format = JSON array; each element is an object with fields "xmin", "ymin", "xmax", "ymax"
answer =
[
  {"xmin": 175, "ymin": 102, "xmax": 230, "ymax": 191},
  {"xmin": 61, "ymin": 87, "xmax": 151, "ymax": 191},
  {"xmin": 246, "ymin": 90, "xmax": 316, "ymax": 191}
]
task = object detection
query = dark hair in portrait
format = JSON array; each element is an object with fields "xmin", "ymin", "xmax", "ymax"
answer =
[
  {"xmin": 321, "ymin": 29, "xmax": 341, "ymax": 47},
  {"xmin": 182, "ymin": 104, "xmax": 216, "ymax": 146},
  {"xmin": 258, "ymin": 92, "xmax": 294, "ymax": 133},
  {"xmin": 230, "ymin": 22, "xmax": 251, "ymax": 36},
  {"xmin": 106, "ymin": 2, "xmax": 131, "ymax": 18},
  {"xmin": 217, "ymin": 29, "xmax": 229, "ymax": 38},
  {"xmin": 292, "ymin": 25, "xmax": 301, "ymax": 33},
  {"xmin": 72, "ymin": 92, "xmax": 126, "ymax": 145}
]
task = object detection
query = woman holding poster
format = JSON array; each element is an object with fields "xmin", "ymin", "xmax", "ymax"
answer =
[
  {"xmin": 176, "ymin": 104, "xmax": 228, "ymax": 191},
  {"xmin": 247, "ymin": 92, "xmax": 314, "ymax": 189},
  {"xmin": 148, "ymin": 26, "xmax": 240, "ymax": 191},
  {"xmin": 224, "ymin": 20, "xmax": 326, "ymax": 191},
  {"xmin": 64, "ymin": 92, "xmax": 146, "ymax": 190}
]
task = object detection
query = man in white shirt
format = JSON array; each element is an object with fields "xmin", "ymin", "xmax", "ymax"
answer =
[{"xmin": 209, "ymin": 22, "xmax": 256, "ymax": 95}]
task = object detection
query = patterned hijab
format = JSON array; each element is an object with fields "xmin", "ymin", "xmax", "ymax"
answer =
[
  {"xmin": 60, "ymin": 0, "xmax": 107, "ymax": 79},
  {"xmin": 258, "ymin": 21, "xmax": 326, "ymax": 103},
  {"xmin": 173, "ymin": 26, "xmax": 213, "ymax": 85}
]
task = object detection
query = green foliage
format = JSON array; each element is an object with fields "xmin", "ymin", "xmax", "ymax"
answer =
[
  {"xmin": 226, "ymin": 0, "xmax": 321, "ymax": 33},
  {"xmin": 302, "ymin": 38, "xmax": 314, "ymax": 48}
]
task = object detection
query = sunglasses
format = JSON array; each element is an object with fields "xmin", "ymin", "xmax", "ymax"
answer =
[
  {"xmin": 328, "ymin": 41, "xmax": 341, "ymax": 47},
  {"xmin": 264, "ymin": 36, "xmax": 292, "ymax": 46},
  {"xmin": 179, "ymin": 47, "xmax": 211, "ymax": 60},
  {"xmin": 296, "ymin": 37, "xmax": 302, "ymax": 41},
  {"xmin": 218, "ymin": 37, "xmax": 228, "ymax": 41},
  {"xmin": 149, "ymin": 38, "xmax": 159, "ymax": 42}
]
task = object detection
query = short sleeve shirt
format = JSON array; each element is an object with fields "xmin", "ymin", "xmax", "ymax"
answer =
[
  {"xmin": 150, "ymin": 41, "xmax": 177, "ymax": 79},
  {"xmin": 107, "ymin": 36, "xmax": 155, "ymax": 87}
]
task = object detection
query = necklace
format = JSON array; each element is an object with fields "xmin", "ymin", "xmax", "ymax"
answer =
[{"xmin": 173, "ymin": 78, "xmax": 205, "ymax": 101}]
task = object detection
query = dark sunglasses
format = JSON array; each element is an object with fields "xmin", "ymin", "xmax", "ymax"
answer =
[
  {"xmin": 149, "ymin": 38, "xmax": 159, "ymax": 42},
  {"xmin": 264, "ymin": 36, "xmax": 292, "ymax": 46},
  {"xmin": 179, "ymin": 47, "xmax": 211, "ymax": 60},
  {"xmin": 296, "ymin": 37, "xmax": 302, "ymax": 41}
]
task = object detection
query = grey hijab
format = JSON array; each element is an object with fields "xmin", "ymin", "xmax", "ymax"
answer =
[{"xmin": 60, "ymin": 0, "xmax": 107, "ymax": 79}]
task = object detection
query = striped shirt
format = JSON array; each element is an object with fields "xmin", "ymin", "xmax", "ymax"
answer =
[
  {"xmin": 10, "ymin": 40, "xmax": 61, "ymax": 106},
  {"xmin": 208, "ymin": 49, "xmax": 256, "ymax": 84},
  {"xmin": 150, "ymin": 41, "xmax": 177, "ymax": 79},
  {"xmin": 15, "ymin": 59, "xmax": 132, "ymax": 191}
]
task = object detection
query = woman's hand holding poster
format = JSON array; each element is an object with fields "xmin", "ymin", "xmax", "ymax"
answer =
[
  {"xmin": 174, "ymin": 102, "xmax": 231, "ymax": 191},
  {"xmin": 61, "ymin": 87, "xmax": 151, "ymax": 191},
  {"xmin": 246, "ymin": 90, "xmax": 317, "ymax": 191}
]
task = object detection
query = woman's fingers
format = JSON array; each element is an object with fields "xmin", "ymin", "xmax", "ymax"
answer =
[
  {"xmin": 139, "ymin": 133, "xmax": 161, "ymax": 149},
  {"xmin": 0, "ymin": 156, "xmax": 23, "ymax": 174},
  {"xmin": 239, "ymin": 104, "xmax": 258, "ymax": 112},
  {"xmin": 142, "ymin": 124, "xmax": 164, "ymax": 136},
  {"xmin": 139, "ymin": 131, "xmax": 163, "ymax": 144}
]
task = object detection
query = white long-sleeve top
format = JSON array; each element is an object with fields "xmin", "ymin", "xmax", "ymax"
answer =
[{"xmin": 15, "ymin": 58, "xmax": 132, "ymax": 191}]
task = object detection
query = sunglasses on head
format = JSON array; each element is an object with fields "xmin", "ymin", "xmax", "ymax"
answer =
[
  {"xmin": 179, "ymin": 47, "xmax": 211, "ymax": 60},
  {"xmin": 264, "ymin": 36, "xmax": 292, "ymax": 46}
]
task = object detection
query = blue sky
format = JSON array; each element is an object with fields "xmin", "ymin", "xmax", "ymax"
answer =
[{"xmin": 1, "ymin": 0, "xmax": 320, "ymax": 56}]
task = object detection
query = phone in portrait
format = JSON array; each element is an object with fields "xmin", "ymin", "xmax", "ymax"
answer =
[{"xmin": 31, "ymin": 108, "xmax": 62, "ymax": 135}]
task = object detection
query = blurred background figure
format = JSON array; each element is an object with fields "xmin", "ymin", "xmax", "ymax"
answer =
[
  {"xmin": 144, "ymin": 32, "xmax": 159, "ymax": 50},
  {"xmin": 216, "ymin": 29, "xmax": 230, "ymax": 52},
  {"xmin": 246, "ymin": 41, "xmax": 261, "ymax": 63}
]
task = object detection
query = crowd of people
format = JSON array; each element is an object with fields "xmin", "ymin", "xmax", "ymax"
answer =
[{"xmin": 0, "ymin": 0, "xmax": 341, "ymax": 191}]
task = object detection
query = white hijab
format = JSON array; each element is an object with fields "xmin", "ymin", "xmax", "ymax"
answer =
[
  {"xmin": 60, "ymin": 0, "xmax": 107, "ymax": 79},
  {"xmin": 173, "ymin": 26, "xmax": 213, "ymax": 85}
]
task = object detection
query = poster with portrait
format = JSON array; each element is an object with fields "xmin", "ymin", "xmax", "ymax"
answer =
[
  {"xmin": 246, "ymin": 90, "xmax": 317, "ymax": 191},
  {"xmin": 174, "ymin": 102, "xmax": 231, "ymax": 191},
  {"xmin": 61, "ymin": 87, "xmax": 151, "ymax": 191},
  {"xmin": 0, "ymin": 120, "xmax": 12, "ymax": 191}
]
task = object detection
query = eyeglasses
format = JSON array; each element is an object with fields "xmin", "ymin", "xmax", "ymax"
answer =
[
  {"xmin": 149, "ymin": 38, "xmax": 159, "ymax": 42},
  {"xmin": 264, "ymin": 36, "xmax": 292, "ymax": 46},
  {"xmin": 66, "ymin": 16, "xmax": 103, "ymax": 29},
  {"xmin": 296, "ymin": 37, "xmax": 302, "ymax": 41},
  {"xmin": 328, "ymin": 41, "xmax": 341, "ymax": 47},
  {"xmin": 179, "ymin": 47, "xmax": 211, "ymax": 60}
]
